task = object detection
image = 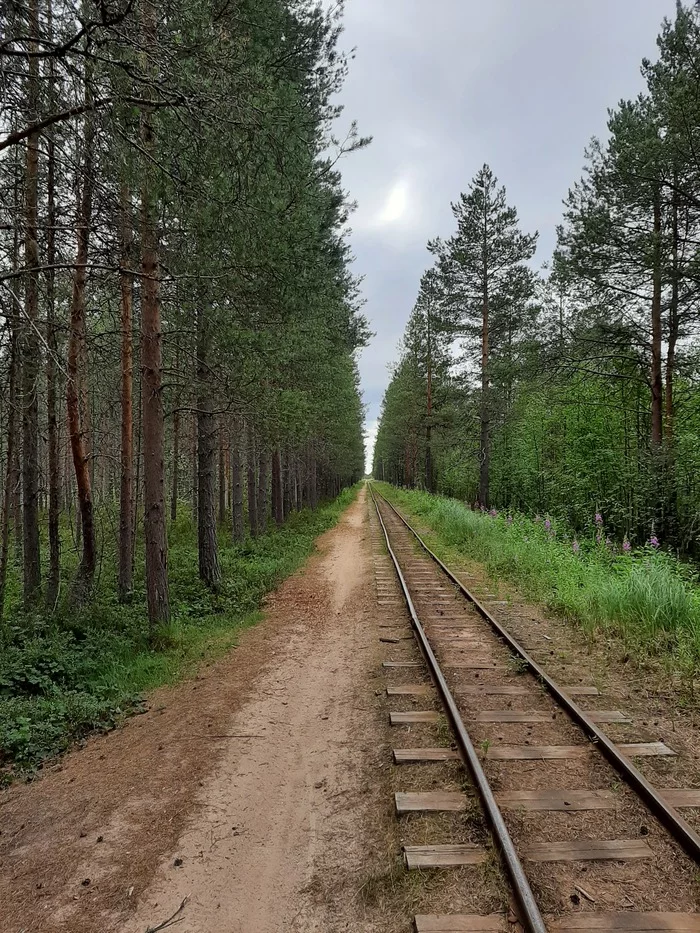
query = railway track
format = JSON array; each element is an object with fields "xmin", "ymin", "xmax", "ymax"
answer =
[{"xmin": 369, "ymin": 484, "xmax": 700, "ymax": 933}]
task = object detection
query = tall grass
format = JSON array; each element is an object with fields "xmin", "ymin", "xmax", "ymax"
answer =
[
  {"xmin": 0, "ymin": 484, "xmax": 360, "ymax": 773},
  {"xmin": 378, "ymin": 484, "xmax": 700, "ymax": 675}
]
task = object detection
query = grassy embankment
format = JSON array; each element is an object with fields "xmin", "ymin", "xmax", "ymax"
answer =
[
  {"xmin": 376, "ymin": 483, "xmax": 700, "ymax": 681},
  {"xmin": 0, "ymin": 485, "xmax": 359, "ymax": 775}
]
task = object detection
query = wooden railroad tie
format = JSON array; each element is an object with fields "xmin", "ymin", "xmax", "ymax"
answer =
[
  {"xmin": 458, "ymin": 685, "xmax": 530, "ymax": 695},
  {"xmin": 659, "ymin": 788, "xmax": 700, "ymax": 808},
  {"xmin": 485, "ymin": 742, "xmax": 675, "ymax": 760},
  {"xmin": 414, "ymin": 914, "xmax": 700, "ymax": 931},
  {"xmin": 495, "ymin": 789, "xmax": 616, "ymax": 810},
  {"xmin": 524, "ymin": 838, "xmax": 652, "ymax": 862},
  {"xmin": 403, "ymin": 843, "xmax": 486, "ymax": 869},
  {"xmin": 393, "ymin": 747, "xmax": 460, "ymax": 763},
  {"xmin": 472, "ymin": 709, "xmax": 631, "ymax": 723},
  {"xmin": 396, "ymin": 788, "xmax": 617, "ymax": 813},
  {"xmin": 441, "ymin": 660, "xmax": 505, "ymax": 669},
  {"xmin": 386, "ymin": 684, "xmax": 432, "ymax": 696},
  {"xmin": 403, "ymin": 838, "xmax": 651, "ymax": 870},
  {"xmin": 392, "ymin": 743, "xmax": 675, "ymax": 763},
  {"xmin": 390, "ymin": 710, "xmax": 440, "ymax": 724},
  {"xmin": 395, "ymin": 791, "xmax": 467, "ymax": 813},
  {"xmin": 414, "ymin": 917, "xmax": 505, "ymax": 932}
]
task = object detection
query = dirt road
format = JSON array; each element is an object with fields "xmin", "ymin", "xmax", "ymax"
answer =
[{"xmin": 1, "ymin": 487, "xmax": 390, "ymax": 933}]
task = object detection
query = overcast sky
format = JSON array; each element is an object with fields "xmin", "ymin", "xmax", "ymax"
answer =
[{"xmin": 330, "ymin": 0, "xmax": 678, "ymax": 472}]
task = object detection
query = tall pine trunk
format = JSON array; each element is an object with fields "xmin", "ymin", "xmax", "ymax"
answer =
[
  {"xmin": 218, "ymin": 424, "xmax": 226, "ymax": 525},
  {"xmin": 170, "ymin": 404, "xmax": 179, "ymax": 522},
  {"xmin": 230, "ymin": 417, "xmax": 244, "ymax": 542},
  {"xmin": 425, "ymin": 305, "xmax": 434, "ymax": 493},
  {"xmin": 118, "ymin": 184, "xmax": 134, "ymax": 602},
  {"xmin": 190, "ymin": 412, "xmax": 198, "ymax": 524},
  {"xmin": 479, "ymin": 266, "xmax": 490, "ymax": 508},
  {"xmin": 650, "ymin": 191, "xmax": 664, "ymax": 450},
  {"xmin": 283, "ymin": 450, "xmax": 292, "ymax": 518},
  {"xmin": 272, "ymin": 446, "xmax": 283, "ymax": 527},
  {"xmin": 21, "ymin": 0, "xmax": 42, "ymax": 605},
  {"xmin": 257, "ymin": 448, "xmax": 268, "ymax": 532},
  {"xmin": 140, "ymin": 0, "xmax": 170, "ymax": 627},
  {"xmin": 0, "ymin": 305, "xmax": 20, "ymax": 622},
  {"xmin": 665, "ymin": 184, "xmax": 679, "ymax": 447},
  {"xmin": 196, "ymin": 311, "xmax": 221, "ymax": 589},
  {"xmin": 66, "ymin": 64, "xmax": 97, "ymax": 599},
  {"xmin": 308, "ymin": 442, "xmax": 317, "ymax": 509},
  {"xmin": 45, "ymin": 0, "xmax": 60, "ymax": 609},
  {"xmin": 247, "ymin": 428, "xmax": 258, "ymax": 537}
]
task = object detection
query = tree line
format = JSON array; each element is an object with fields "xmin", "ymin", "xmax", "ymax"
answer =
[
  {"xmin": 373, "ymin": 3, "xmax": 700, "ymax": 552},
  {"xmin": 0, "ymin": 0, "xmax": 367, "ymax": 631}
]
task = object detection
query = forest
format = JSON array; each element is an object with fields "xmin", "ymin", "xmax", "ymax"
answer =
[
  {"xmin": 373, "ymin": 3, "xmax": 700, "ymax": 557},
  {"xmin": 0, "ymin": 0, "xmax": 366, "ymax": 768}
]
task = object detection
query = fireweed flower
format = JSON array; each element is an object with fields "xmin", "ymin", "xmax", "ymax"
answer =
[
  {"xmin": 648, "ymin": 535, "xmax": 660, "ymax": 549},
  {"xmin": 622, "ymin": 536, "xmax": 631, "ymax": 553},
  {"xmin": 489, "ymin": 508, "xmax": 498, "ymax": 517},
  {"xmin": 595, "ymin": 531, "xmax": 603, "ymax": 545},
  {"xmin": 595, "ymin": 512, "xmax": 603, "ymax": 526},
  {"xmin": 544, "ymin": 518, "xmax": 551, "ymax": 532}
]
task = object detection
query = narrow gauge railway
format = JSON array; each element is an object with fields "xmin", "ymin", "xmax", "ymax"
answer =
[{"xmin": 369, "ymin": 485, "xmax": 700, "ymax": 933}]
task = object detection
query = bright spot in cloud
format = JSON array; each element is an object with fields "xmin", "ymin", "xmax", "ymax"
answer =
[
  {"xmin": 376, "ymin": 177, "xmax": 410, "ymax": 226},
  {"xmin": 364, "ymin": 418, "xmax": 379, "ymax": 474}
]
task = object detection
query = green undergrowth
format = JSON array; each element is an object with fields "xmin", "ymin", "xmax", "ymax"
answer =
[
  {"xmin": 0, "ymin": 484, "xmax": 359, "ymax": 776},
  {"xmin": 376, "ymin": 483, "xmax": 700, "ymax": 681}
]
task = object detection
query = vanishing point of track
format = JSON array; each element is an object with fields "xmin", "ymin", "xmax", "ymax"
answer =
[{"xmin": 370, "ymin": 484, "xmax": 700, "ymax": 933}]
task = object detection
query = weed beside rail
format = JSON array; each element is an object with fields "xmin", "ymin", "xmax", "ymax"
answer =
[{"xmin": 377, "ymin": 484, "xmax": 700, "ymax": 678}]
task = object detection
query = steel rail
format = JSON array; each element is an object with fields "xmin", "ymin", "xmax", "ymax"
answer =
[
  {"xmin": 370, "ymin": 486, "xmax": 548, "ymax": 933},
  {"xmin": 372, "ymin": 484, "xmax": 700, "ymax": 866}
]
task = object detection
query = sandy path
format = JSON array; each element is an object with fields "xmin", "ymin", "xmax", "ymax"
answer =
[{"xmin": 1, "ymin": 487, "xmax": 384, "ymax": 933}]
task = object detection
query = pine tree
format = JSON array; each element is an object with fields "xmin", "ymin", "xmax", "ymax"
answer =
[{"xmin": 430, "ymin": 165, "xmax": 537, "ymax": 506}]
